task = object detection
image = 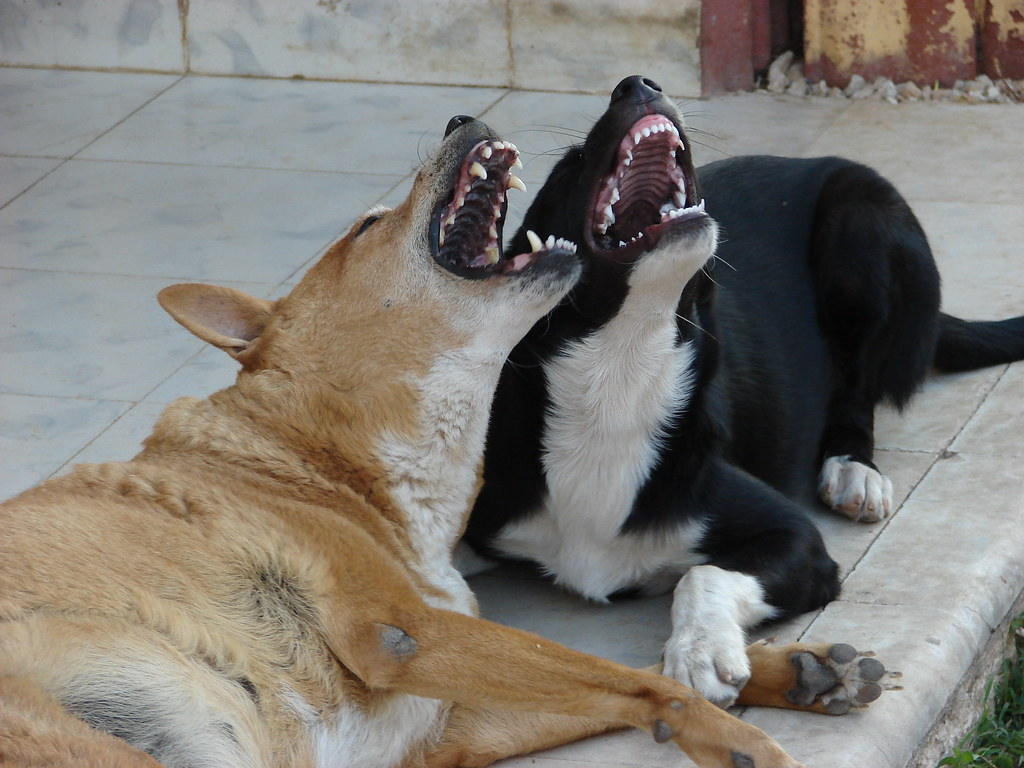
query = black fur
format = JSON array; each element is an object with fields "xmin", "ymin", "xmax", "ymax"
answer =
[{"xmin": 465, "ymin": 76, "xmax": 1024, "ymax": 626}]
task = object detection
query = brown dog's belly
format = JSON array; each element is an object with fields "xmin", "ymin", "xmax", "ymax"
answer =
[{"xmin": 0, "ymin": 461, "xmax": 450, "ymax": 768}]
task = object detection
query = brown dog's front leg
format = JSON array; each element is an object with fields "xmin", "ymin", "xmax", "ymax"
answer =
[
  {"xmin": 737, "ymin": 638, "xmax": 902, "ymax": 715},
  {"xmin": 338, "ymin": 606, "xmax": 800, "ymax": 768}
]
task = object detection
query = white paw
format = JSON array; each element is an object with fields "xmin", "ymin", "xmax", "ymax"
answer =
[
  {"xmin": 818, "ymin": 455, "xmax": 893, "ymax": 522},
  {"xmin": 664, "ymin": 566, "xmax": 776, "ymax": 708},
  {"xmin": 663, "ymin": 623, "xmax": 751, "ymax": 707}
]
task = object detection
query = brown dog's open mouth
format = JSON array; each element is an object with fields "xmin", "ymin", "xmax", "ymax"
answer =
[
  {"xmin": 432, "ymin": 139, "xmax": 576, "ymax": 279},
  {"xmin": 586, "ymin": 114, "xmax": 705, "ymax": 259}
]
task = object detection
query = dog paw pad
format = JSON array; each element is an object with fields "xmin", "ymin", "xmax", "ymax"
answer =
[
  {"xmin": 857, "ymin": 657, "xmax": 886, "ymax": 682},
  {"xmin": 827, "ymin": 642, "xmax": 857, "ymax": 665},
  {"xmin": 787, "ymin": 643, "xmax": 901, "ymax": 714}
]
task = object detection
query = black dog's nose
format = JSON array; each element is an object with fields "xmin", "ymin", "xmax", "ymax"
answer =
[
  {"xmin": 445, "ymin": 115, "xmax": 475, "ymax": 136},
  {"xmin": 610, "ymin": 75, "xmax": 664, "ymax": 105}
]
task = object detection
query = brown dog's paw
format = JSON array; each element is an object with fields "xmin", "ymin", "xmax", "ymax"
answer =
[
  {"xmin": 653, "ymin": 698, "xmax": 803, "ymax": 768},
  {"xmin": 786, "ymin": 643, "xmax": 902, "ymax": 714}
]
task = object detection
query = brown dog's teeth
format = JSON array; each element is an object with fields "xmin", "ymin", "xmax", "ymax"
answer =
[
  {"xmin": 469, "ymin": 162, "xmax": 487, "ymax": 180},
  {"xmin": 526, "ymin": 229, "xmax": 543, "ymax": 253},
  {"xmin": 508, "ymin": 175, "xmax": 527, "ymax": 193}
]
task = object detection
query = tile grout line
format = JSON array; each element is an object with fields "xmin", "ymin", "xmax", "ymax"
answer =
[{"xmin": 0, "ymin": 74, "xmax": 186, "ymax": 214}]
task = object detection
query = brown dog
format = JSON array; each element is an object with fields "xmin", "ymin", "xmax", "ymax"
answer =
[{"xmin": 0, "ymin": 116, "xmax": 846, "ymax": 768}]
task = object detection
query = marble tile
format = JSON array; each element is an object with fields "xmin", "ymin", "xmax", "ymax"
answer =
[
  {"xmin": 913, "ymin": 201, "xmax": 1024, "ymax": 319},
  {"xmin": 509, "ymin": 0, "xmax": 701, "ymax": 96},
  {"xmin": 471, "ymin": 567, "xmax": 672, "ymax": 669},
  {"xmin": 0, "ymin": 0, "xmax": 183, "ymax": 72},
  {"xmin": 0, "ymin": 159, "xmax": 396, "ymax": 282},
  {"xmin": 68, "ymin": 400, "xmax": 169, "ymax": 466},
  {"xmin": 187, "ymin": 0, "xmax": 509, "ymax": 87},
  {"xmin": 0, "ymin": 68, "xmax": 179, "ymax": 157},
  {"xmin": 0, "ymin": 393, "xmax": 131, "ymax": 499},
  {"xmin": 803, "ymin": 101, "xmax": 1024, "ymax": 205},
  {"xmin": 687, "ymin": 92, "xmax": 850, "ymax": 164},
  {"xmin": 80, "ymin": 77, "xmax": 507, "ymax": 173},
  {"xmin": 143, "ymin": 345, "xmax": 243, "ymax": 405},
  {"xmin": 874, "ymin": 367, "xmax": 1003, "ymax": 453},
  {"xmin": 499, "ymin": 727, "xmax": 698, "ymax": 767},
  {"xmin": 0, "ymin": 268, "xmax": 208, "ymax": 401},
  {"xmin": 0, "ymin": 157, "xmax": 62, "ymax": 206},
  {"xmin": 952, "ymin": 363, "xmax": 1024, "ymax": 457},
  {"xmin": 840, "ymin": 453, "xmax": 1024, "ymax": 628}
]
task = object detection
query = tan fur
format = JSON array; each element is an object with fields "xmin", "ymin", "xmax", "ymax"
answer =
[{"xmin": 0, "ymin": 123, "xmax": 803, "ymax": 768}]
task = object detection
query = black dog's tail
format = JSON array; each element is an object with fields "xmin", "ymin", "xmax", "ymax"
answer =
[{"xmin": 934, "ymin": 312, "xmax": 1024, "ymax": 372}]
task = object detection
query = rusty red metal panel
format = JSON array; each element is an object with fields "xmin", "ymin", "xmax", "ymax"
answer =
[
  {"xmin": 804, "ymin": 0, "xmax": 976, "ymax": 87},
  {"xmin": 752, "ymin": 0, "xmax": 773, "ymax": 72},
  {"xmin": 701, "ymin": 0, "xmax": 755, "ymax": 93},
  {"xmin": 981, "ymin": 0, "xmax": 1024, "ymax": 78}
]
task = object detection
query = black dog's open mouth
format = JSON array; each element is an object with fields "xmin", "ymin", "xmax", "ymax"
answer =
[
  {"xmin": 587, "ymin": 114, "xmax": 705, "ymax": 258},
  {"xmin": 433, "ymin": 139, "xmax": 576, "ymax": 278}
]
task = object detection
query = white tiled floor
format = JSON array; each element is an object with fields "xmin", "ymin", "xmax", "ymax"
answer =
[{"xmin": 1, "ymin": 67, "xmax": 1023, "ymax": 768}]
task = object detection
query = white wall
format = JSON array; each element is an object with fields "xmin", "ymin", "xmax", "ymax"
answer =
[{"xmin": 0, "ymin": 0, "xmax": 701, "ymax": 95}]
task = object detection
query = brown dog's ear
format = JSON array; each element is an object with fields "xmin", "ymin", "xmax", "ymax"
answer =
[{"xmin": 158, "ymin": 284, "xmax": 274, "ymax": 359}]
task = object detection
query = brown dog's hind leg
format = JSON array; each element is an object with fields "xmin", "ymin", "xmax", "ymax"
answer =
[
  {"xmin": 335, "ymin": 604, "xmax": 800, "ymax": 768},
  {"xmin": 737, "ymin": 638, "xmax": 902, "ymax": 715}
]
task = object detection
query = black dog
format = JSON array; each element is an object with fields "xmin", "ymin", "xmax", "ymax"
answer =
[{"xmin": 462, "ymin": 76, "xmax": 1024, "ymax": 709}]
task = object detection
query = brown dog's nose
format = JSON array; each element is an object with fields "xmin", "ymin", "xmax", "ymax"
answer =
[
  {"xmin": 610, "ymin": 76, "xmax": 663, "ymax": 106},
  {"xmin": 445, "ymin": 115, "xmax": 476, "ymax": 136}
]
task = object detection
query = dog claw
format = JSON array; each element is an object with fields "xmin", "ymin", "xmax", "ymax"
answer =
[{"xmin": 786, "ymin": 643, "xmax": 901, "ymax": 714}]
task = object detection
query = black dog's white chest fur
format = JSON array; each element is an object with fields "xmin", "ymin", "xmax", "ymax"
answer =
[{"xmin": 493, "ymin": 234, "xmax": 712, "ymax": 600}]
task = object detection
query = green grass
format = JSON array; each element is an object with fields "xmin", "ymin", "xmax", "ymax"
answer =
[{"xmin": 939, "ymin": 614, "xmax": 1024, "ymax": 768}]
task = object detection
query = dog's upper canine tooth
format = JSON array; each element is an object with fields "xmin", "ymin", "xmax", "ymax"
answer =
[
  {"xmin": 508, "ymin": 174, "xmax": 527, "ymax": 193},
  {"xmin": 526, "ymin": 229, "xmax": 543, "ymax": 253},
  {"xmin": 469, "ymin": 161, "xmax": 487, "ymax": 180}
]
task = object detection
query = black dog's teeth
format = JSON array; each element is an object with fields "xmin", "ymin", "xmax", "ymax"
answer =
[
  {"xmin": 437, "ymin": 140, "xmax": 526, "ymax": 270},
  {"xmin": 593, "ymin": 115, "xmax": 706, "ymax": 251}
]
